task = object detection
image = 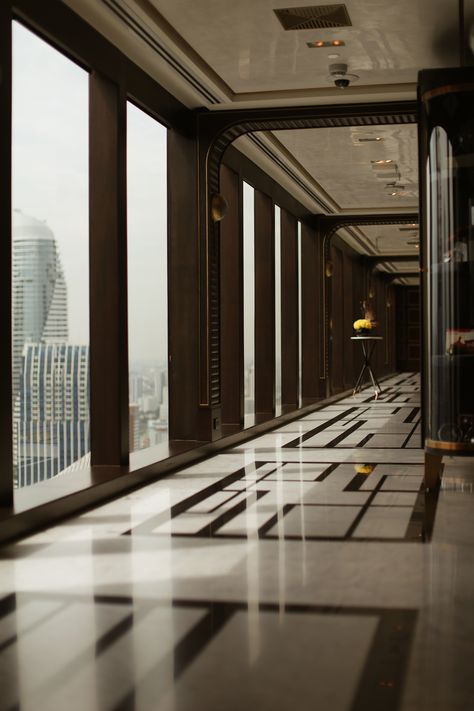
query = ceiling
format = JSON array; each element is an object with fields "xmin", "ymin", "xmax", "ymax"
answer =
[{"xmin": 63, "ymin": 0, "xmax": 463, "ymax": 283}]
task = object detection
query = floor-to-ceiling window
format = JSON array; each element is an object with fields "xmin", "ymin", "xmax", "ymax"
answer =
[
  {"xmin": 127, "ymin": 103, "xmax": 168, "ymax": 453},
  {"xmin": 243, "ymin": 182, "xmax": 255, "ymax": 427},
  {"xmin": 12, "ymin": 22, "xmax": 90, "ymax": 487}
]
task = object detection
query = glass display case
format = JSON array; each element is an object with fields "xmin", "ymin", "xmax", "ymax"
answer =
[{"xmin": 420, "ymin": 68, "xmax": 474, "ymax": 456}]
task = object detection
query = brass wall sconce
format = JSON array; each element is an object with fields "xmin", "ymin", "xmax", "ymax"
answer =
[
  {"xmin": 325, "ymin": 260, "xmax": 333, "ymax": 277},
  {"xmin": 211, "ymin": 193, "xmax": 228, "ymax": 222}
]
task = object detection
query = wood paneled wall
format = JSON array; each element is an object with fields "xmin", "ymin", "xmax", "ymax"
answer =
[
  {"xmin": 301, "ymin": 222, "xmax": 325, "ymax": 404},
  {"xmin": 254, "ymin": 191, "xmax": 275, "ymax": 422},
  {"xmin": 219, "ymin": 164, "xmax": 244, "ymax": 433},
  {"xmin": 280, "ymin": 209, "xmax": 299, "ymax": 411},
  {"xmin": 396, "ymin": 286, "xmax": 421, "ymax": 371}
]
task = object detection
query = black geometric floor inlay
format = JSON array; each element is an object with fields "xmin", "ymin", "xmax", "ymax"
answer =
[
  {"xmin": 124, "ymin": 460, "xmax": 437, "ymax": 543},
  {"xmin": 0, "ymin": 591, "xmax": 417, "ymax": 711}
]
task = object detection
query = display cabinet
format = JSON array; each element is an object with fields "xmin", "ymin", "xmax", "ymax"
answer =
[{"xmin": 419, "ymin": 68, "xmax": 474, "ymax": 465}]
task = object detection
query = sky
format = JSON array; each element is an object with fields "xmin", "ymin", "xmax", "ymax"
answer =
[{"xmin": 12, "ymin": 22, "xmax": 168, "ymax": 365}]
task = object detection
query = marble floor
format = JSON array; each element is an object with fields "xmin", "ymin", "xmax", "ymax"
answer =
[{"xmin": 0, "ymin": 373, "xmax": 473, "ymax": 710}]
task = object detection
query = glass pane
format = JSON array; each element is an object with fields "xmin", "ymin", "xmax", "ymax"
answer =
[
  {"xmin": 12, "ymin": 23, "xmax": 90, "ymax": 487},
  {"xmin": 243, "ymin": 182, "xmax": 255, "ymax": 427},
  {"xmin": 275, "ymin": 206, "xmax": 282, "ymax": 415},
  {"xmin": 427, "ymin": 104, "xmax": 474, "ymax": 452},
  {"xmin": 127, "ymin": 103, "xmax": 168, "ymax": 452}
]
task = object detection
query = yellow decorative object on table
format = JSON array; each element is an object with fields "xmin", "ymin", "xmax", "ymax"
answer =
[{"xmin": 353, "ymin": 318, "xmax": 374, "ymax": 334}]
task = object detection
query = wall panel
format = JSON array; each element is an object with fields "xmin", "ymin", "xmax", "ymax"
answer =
[
  {"xmin": 220, "ymin": 163, "xmax": 243, "ymax": 432},
  {"xmin": 281, "ymin": 209, "xmax": 299, "ymax": 410},
  {"xmin": 254, "ymin": 190, "xmax": 275, "ymax": 421}
]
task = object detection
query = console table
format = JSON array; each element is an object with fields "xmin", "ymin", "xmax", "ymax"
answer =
[{"xmin": 351, "ymin": 336, "xmax": 383, "ymax": 399}]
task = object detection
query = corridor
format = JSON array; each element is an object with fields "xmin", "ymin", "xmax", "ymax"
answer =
[{"xmin": 0, "ymin": 373, "xmax": 472, "ymax": 711}]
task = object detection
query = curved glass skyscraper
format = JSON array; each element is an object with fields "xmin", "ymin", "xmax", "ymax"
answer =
[{"xmin": 12, "ymin": 209, "xmax": 68, "ymax": 395}]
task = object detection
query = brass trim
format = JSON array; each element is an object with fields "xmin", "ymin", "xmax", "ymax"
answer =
[
  {"xmin": 422, "ymin": 83, "xmax": 474, "ymax": 102},
  {"xmin": 426, "ymin": 438, "xmax": 474, "ymax": 452}
]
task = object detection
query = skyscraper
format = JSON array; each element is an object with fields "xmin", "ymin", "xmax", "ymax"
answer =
[
  {"xmin": 12, "ymin": 209, "xmax": 90, "ymax": 486},
  {"xmin": 15, "ymin": 344, "xmax": 90, "ymax": 486},
  {"xmin": 12, "ymin": 209, "xmax": 68, "ymax": 395}
]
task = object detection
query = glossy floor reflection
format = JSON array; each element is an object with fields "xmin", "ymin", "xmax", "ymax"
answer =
[{"xmin": 1, "ymin": 374, "xmax": 473, "ymax": 710}]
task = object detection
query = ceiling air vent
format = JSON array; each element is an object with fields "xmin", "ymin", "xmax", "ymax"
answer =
[{"xmin": 274, "ymin": 4, "xmax": 352, "ymax": 31}]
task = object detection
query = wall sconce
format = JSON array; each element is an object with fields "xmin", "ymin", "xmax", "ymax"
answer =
[
  {"xmin": 386, "ymin": 300, "xmax": 392, "ymax": 308},
  {"xmin": 211, "ymin": 193, "xmax": 228, "ymax": 222},
  {"xmin": 325, "ymin": 260, "xmax": 333, "ymax": 277},
  {"xmin": 368, "ymin": 288, "xmax": 375, "ymax": 299}
]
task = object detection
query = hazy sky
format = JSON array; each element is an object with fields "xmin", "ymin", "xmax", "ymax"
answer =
[{"xmin": 12, "ymin": 22, "xmax": 168, "ymax": 363}]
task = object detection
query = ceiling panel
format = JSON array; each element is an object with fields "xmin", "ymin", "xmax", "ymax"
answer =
[
  {"xmin": 360, "ymin": 224, "xmax": 419, "ymax": 254},
  {"xmin": 270, "ymin": 124, "xmax": 418, "ymax": 211},
  {"xmin": 149, "ymin": 0, "xmax": 458, "ymax": 94}
]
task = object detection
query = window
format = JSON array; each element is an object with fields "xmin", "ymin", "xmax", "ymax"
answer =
[
  {"xmin": 127, "ymin": 103, "xmax": 168, "ymax": 453},
  {"xmin": 12, "ymin": 22, "xmax": 90, "ymax": 487}
]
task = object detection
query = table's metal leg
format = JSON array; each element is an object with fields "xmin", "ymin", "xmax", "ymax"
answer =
[
  {"xmin": 353, "ymin": 364, "xmax": 367, "ymax": 394},
  {"xmin": 352, "ymin": 339, "xmax": 383, "ymax": 398},
  {"xmin": 367, "ymin": 364, "xmax": 379, "ymax": 398}
]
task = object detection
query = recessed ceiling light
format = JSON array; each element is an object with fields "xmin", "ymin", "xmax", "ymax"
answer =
[
  {"xmin": 306, "ymin": 39, "xmax": 345, "ymax": 48},
  {"xmin": 374, "ymin": 159, "xmax": 393, "ymax": 165},
  {"xmin": 328, "ymin": 53, "xmax": 340, "ymax": 59},
  {"xmin": 391, "ymin": 192, "xmax": 398, "ymax": 196}
]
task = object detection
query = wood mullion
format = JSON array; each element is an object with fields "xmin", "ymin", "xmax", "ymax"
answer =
[
  {"xmin": 280, "ymin": 209, "xmax": 298, "ymax": 411},
  {"xmin": 0, "ymin": 1, "xmax": 14, "ymax": 505},
  {"xmin": 89, "ymin": 72, "xmax": 129, "ymax": 465},
  {"xmin": 220, "ymin": 164, "xmax": 244, "ymax": 433},
  {"xmin": 254, "ymin": 190, "xmax": 275, "ymax": 422},
  {"xmin": 301, "ymin": 223, "xmax": 323, "ymax": 405}
]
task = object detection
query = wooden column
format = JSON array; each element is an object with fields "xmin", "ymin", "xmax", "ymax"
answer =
[
  {"xmin": 219, "ymin": 163, "xmax": 243, "ymax": 433},
  {"xmin": 89, "ymin": 73, "xmax": 129, "ymax": 465},
  {"xmin": 330, "ymin": 244, "xmax": 344, "ymax": 394},
  {"xmin": 281, "ymin": 209, "xmax": 298, "ymax": 411},
  {"xmin": 342, "ymin": 251, "xmax": 354, "ymax": 390},
  {"xmin": 301, "ymin": 222, "xmax": 323, "ymax": 405},
  {"xmin": 168, "ymin": 128, "xmax": 200, "ymax": 441},
  {"xmin": 0, "ymin": 2, "xmax": 13, "ymax": 505},
  {"xmin": 352, "ymin": 259, "xmax": 365, "ymax": 382},
  {"xmin": 254, "ymin": 190, "xmax": 275, "ymax": 422}
]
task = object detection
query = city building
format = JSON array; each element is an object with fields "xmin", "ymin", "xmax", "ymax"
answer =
[
  {"xmin": 12, "ymin": 210, "xmax": 68, "ymax": 395},
  {"xmin": 12, "ymin": 209, "xmax": 90, "ymax": 485},
  {"xmin": 0, "ymin": 1, "xmax": 473, "ymax": 709},
  {"xmin": 14, "ymin": 343, "xmax": 90, "ymax": 486}
]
